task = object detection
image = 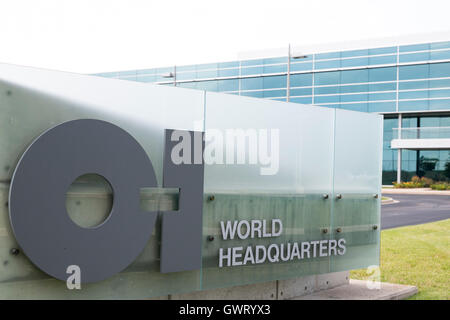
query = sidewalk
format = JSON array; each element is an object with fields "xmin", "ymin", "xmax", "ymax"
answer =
[
  {"xmin": 382, "ymin": 187, "xmax": 450, "ymax": 195},
  {"xmin": 294, "ymin": 280, "xmax": 418, "ymax": 300}
]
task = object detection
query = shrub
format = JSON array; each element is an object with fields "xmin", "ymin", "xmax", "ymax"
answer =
[
  {"xmin": 420, "ymin": 176, "xmax": 434, "ymax": 187},
  {"xmin": 393, "ymin": 176, "xmax": 435, "ymax": 188},
  {"xmin": 393, "ymin": 181, "xmax": 423, "ymax": 188},
  {"xmin": 430, "ymin": 183, "xmax": 450, "ymax": 190}
]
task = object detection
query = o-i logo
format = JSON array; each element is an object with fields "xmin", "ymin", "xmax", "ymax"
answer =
[{"xmin": 8, "ymin": 119, "xmax": 205, "ymax": 283}]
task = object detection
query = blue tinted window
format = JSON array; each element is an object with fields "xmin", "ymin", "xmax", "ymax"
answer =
[
  {"xmin": 340, "ymin": 93, "xmax": 367, "ymax": 103},
  {"xmin": 176, "ymin": 72, "xmax": 196, "ymax": 80},
  {"xmin": 290, "ymin": 87, "xmax": 312, "ymax": 96},
  {"xmin": 315, "ymin": 85, "xmax": 339, "ymax": 95},
  {"xmin": 429, "ymin": 89, "xmax": 450, "ymax": 98},
  {"xmin": 399, "ymin": 52, "xmax": 429, "ymax": 63},
  {"xmin": 399, "ymin": 90, "xmax": 428, "ymax": 100},
  {"xmin": 136, "ymin": 75, "xmax": 157, "ymax": 82},
  {"xmin": 339, "ymin": 84, "xmax": 368, "ymax": 93},
  {"xmin": 438, "ymin": 116, "xmax": 450, "ymax": 126},
  {"xmin": 399, "ymin": 43, "xmax": 429, "ymax": 52},
  {"xmin": 290, "ymin": 62, "xmax": 313, "ymax": 71},
  {"xmin": 291, "ymin": 97, "xmax": 313, "ymax": 104},
  {"xmin": 369, "ymin": 92, "xmax": 396, "ymax": 101},
  {"xmin": 430, "ymin": 50, "xmax": 450, "ymax": 61},
  {"xmin": 290, "ymin": 73, "xmax": 313, "ymax": 87},
  {"xmin": 219, "ymin": 61, "xmax": 239, "ymax": 68},
  {"xmin": 368, "ymin": 102, "xmax": 396, "ymax": 112},
  {"xmin": 240, "ymin": 77, "xmax": 263, "ymax": 90},
  {"xmin": 315, "ymin": 60, "xmax": 340, "ymax": 69},
  {"xmin": 341, "ymin": 69, "xmax": 368, "ymax": 84},
  {"xmin": 241, "ymin": 59, "xmax": 263, "ymax": 66},
  {"xmin": 369, "ymin": 46, "xmax": 397, "ymax": 55},
  {"xmin": 429, "ymin": 78, "xmax": 450, "ymax": 88},
  {"xmin": 97, "ymin": 72, "xmax": 118, "ymax": 78},
  {"xmin": 402, "ymin": 117, "xmax": 418, "ymax": 128},
  {"xmin": 369, "ymin": 67, "xmax": 397, "ymax": 82},
  {"xmin": 315, "ymin": 71, "xmax": 340, "ymax": 85},
  {"xmin": 369, "ymin": 82, "xmax": 397, "ymax": 92},
  {"xmin": 217, "ymin": 79, "xmax": 239, "ymax": 91},
  {"xmin": 241, "ymin": 66, "xmax": 263, "ymax": 76},
  {"xmin": 341, "ymin": 57, "xmax": 368, "ymax": 68},
  {"xmin": 430, "ymin": 41, "xmax": 450, "ymax": 50},
  {"xmin": 369, "ymin": 55, "xmax": 396, "ymax": 65},
  {"xmin": 196, "ymin": 70, "xmax": 217, "ymax": 79},
  {"xmin": 118, "ymin": 70, "xmax": 136, "ymax": 76},
  {"xmin": 157, "ymin": 67, "xmax": 174, "ymax": 74},
  {"xmin": 240, "ymin": 91, "xmax": 263, "ymax": 98},
  {"xmin": 263, "ymin": 64, "xmax": 287, "ymax": 74},
  {"xmin": 430, "ymin": 99, "xmax": 450, "ymax": 110},
  {"xmin": 420, "ymin": 117, "xmax": 440, "ymax": 127},
  {"xmin": 264, "ymin": 89, "xmax": 286, "ymax": 98},
  {"xmin": 398, "ymin": 100, "xmax": 429, "ymax": 111},
  {"xmin": 383, "ymin": 161, "xmax": 394, "ymax": 170},
  {"xmin": 399, "ymin": 64, "xmax": 429, "ymax": 80},
  {"xmin": 315, "ymin": 51, "xmax": 340, "ymax": 60},
  {"xmin": 314, "ymin": 95, "xmax": 340, "ymax": 104},
  {"xmin": 399, "ymin": 80, "xmax": 428, "ymax": 90},
  {"xmin": 196, "ymin": 63, "xmax": 218, "ymax": 71},
  {"xmin": 263, "ymin": 75, "xmax": 286, "ymax": 89},
  {"xmin": 218, "ymin": 68, "xmax": 239, "ymax": 77},
  {"xmin": 430, "ymin": 62, "xmax": 450, "ymax": 78},
  {"xmin": 341, "ymin": 49, "xmax": 369, "ymax": 58},
  {"xmin": 137, "ymin": 69, "xmax": 156, "ymax": 75}
]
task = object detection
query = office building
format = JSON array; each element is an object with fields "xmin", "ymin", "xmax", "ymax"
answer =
[{"xmin": 93, "ymin": 34, "xmax": 450, "ymax": 185}]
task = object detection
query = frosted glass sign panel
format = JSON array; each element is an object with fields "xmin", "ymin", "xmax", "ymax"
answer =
[
  {"xmin": 201, "ymin": 193, "xmax": 332, "ymax": 290},
  {"xmin": 331, "ymin": 109, "xmax": 382, "ymax": 272},
  {"xmin": 203, "ymin": 92, "xmax": 336, "ymax": 193},
  {"xmin": 0, "ymin": 63, "xmax": 382, "ymax": 298},
  {"xmin": 332, "ymin": 109, "xmax": 383, "ymax": 194},
  {"xmin": 202, "ymin": 92, "xmax": 336, "ymax": 288}
]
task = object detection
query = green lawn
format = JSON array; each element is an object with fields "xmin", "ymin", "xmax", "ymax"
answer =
[{"xmin": 351, "ymin": 219, "xmax": 450, "ymax": 300}]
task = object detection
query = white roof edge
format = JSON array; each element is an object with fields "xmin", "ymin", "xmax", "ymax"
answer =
[{"xmin": 237, "ymin": 30, "xmax": 450, "ymax": 60}]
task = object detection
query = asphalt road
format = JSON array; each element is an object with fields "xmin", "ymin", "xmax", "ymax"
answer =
[{"xmin": 381, "ymin": 194, "xmax": 450, "ymax": 229}]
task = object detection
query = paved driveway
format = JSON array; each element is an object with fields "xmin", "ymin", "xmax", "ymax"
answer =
[{"xmin": 381, "ymin": 194, "xmax": 450, "ymax": 229}]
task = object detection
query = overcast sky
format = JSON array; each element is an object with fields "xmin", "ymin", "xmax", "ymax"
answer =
[{"xmin": 1, "ymin": 0, "xmax": 450, "ymax": 74}]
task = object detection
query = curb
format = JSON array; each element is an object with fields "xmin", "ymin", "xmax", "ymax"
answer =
[
  {"xmin": 382, "ymin": 188, "xmax": 450, "ymax": 196},
  {"xmin": 381, "ymin": 197, "xmax": 399, "ymax": 205}
]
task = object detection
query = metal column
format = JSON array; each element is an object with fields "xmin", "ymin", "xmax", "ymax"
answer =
[
  {"xmin": 397, "ymin": 114, "xmax": 402, "ymax": 183},
  {"xmin": 286, "ymin": 44, "xmax": 291, "ymax": 102}
]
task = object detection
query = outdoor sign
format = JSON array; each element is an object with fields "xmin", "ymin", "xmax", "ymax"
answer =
[{"xmin": 0, "ymin": 63, "xmax": 382, "ymax": 298}]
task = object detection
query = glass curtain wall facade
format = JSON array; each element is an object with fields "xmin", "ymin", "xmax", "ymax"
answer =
[{"xmin": 93, "ymin": 40, "xmax": 450, "ymax": 185}]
